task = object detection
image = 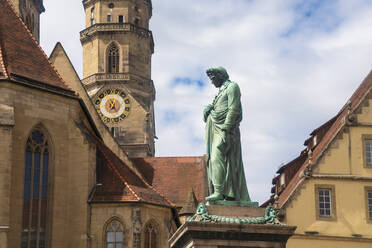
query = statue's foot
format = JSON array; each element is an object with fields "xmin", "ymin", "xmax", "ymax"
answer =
[{"xmin": 205, "ymin": 192, "xmax": 223, "ymax": 201}]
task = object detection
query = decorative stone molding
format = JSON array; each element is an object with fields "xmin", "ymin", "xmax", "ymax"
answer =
[
  {"xmin": 82, "ymin": 73, "xmax": 153, "ymax": 86},
  {"xmin": 131, "ymin": 208, "xmax": 142, "ymax": 248},
  {"xmin": 80, "ymin": 23, "xmax": 154, "ymax": 52},
  {"xmin": 83, "ymin": 0, "xmax": 152, "ymax": 16},
  {"xmin": 0, "ymin": 225, "xmax": 10, "ymax": 232},
  {"xmin": 187, "ymin": 203, "xmax": 282, "ymax": 225}
]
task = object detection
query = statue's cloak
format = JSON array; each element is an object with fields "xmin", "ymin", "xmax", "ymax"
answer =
[{"xmin": 205, "ymin": 80, "xmax": 251, "ymax": 201}]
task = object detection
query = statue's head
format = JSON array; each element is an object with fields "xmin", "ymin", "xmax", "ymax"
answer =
[
  {"xmin": 196, "ymin": 203, "xmax": 208, "ymax": 215},
  {"xmin": 265, "ymin": 206, "xmax": 276, "ymax": 218},
  {"xmin": 206, "ymin": 67, "xmax": 229, "ymax": 88}
]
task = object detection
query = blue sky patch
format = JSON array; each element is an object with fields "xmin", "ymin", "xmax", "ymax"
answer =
[
  {"xmin": 163, "ymin": 110, "xmax": 181, "ymax": 124},
  {"xmin": 281, "ymin": 0, "xmax": 342, "ymax": 37},
  {"xmin": 172, "ymin": 77, "xmax": 206, "ymax": 88}
]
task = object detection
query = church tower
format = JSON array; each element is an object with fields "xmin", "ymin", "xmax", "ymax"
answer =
[
  {"xmin": 80, "ymin": 0, "xmax": 155, "ymax": 157},
  {"xmin": 9, "ymin": 0, "xmax": 45, "ymax": 41}
]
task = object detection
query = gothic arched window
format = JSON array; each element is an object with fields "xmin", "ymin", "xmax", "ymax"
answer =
[
  {"xmin": 90, "ymin": 7, "xmax": 95, "ymax": 26},
  {"xmin": 105, "ymin": 219, "xmax": 124, "ymax": 248},
  {"xmin": 144, "ymin": 221, "xmax": 158, "ymax": 248},
  {"xmin": 21, "ymin": 127, "xmax": 50, "ymax": 248},
  {"xmin": 107, "ymin": 44, "xmax": 119, "ymax": 73}
]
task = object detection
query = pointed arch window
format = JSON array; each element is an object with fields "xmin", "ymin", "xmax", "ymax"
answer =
[
  {"xmin": 105, "ymin": 219, "xmax": 124, "ymax": 248},
  {"xmin": 144, "ymin": 221, "xmax": 158, "ymax": 248},
  {"xmin": 21, "ymin": 128, "xmax": 50, "ymax": 248},
  {"xmin": 90, "ymin": 7, "xmax": 95, "ymax": 26},
  {"xmin": 107, "ymin": 44, "xmax": 119, "ymax": 73}
]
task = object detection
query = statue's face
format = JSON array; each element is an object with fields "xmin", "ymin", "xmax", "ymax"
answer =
[
  {"xmin": 196, "ymin": 203, "xmax": 208, "ymax": 215},
  {"xmin": 269, "ymin": 207, "xmax": 276, "ymax": 217},
  {"xmin": 208, "ymin": 73, "xmax": 224, "ymax": 88}
]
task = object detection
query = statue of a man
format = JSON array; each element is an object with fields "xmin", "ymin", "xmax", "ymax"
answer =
[{"xmin": 204, "ymin": 67, "xmax": 251, "ymax": 202}]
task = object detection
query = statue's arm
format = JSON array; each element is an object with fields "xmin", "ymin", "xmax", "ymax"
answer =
[
  {"xmin": 203, "ymin": 104, "xmax": 213, "ymax": 123},
  {"xmin": 222, "ymin": 83, "xmax": 241, "ymax": 131}
]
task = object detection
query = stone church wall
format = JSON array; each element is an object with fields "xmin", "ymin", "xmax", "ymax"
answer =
[{"xmin": 0, "ymin": 82, "xmax": 97, "ymax": 248}]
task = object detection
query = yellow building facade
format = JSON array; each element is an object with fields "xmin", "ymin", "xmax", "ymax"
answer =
[{"xmin": 267, "ymin": 72, "xmax": 372, "ymax": 247}]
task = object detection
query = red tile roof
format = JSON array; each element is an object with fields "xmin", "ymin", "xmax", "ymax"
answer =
[
  {"xmin": 93, "ymin": 140, "xmax": 174, "ymax": 207},
  {"xmin": 276, "ymin": 70, "xmax": 372, "ymax": 208},
  {"xmin": 132, "ymin": 156, "xmax": 208, "ymax": 208},
  {"xmin": 84, "ymin": 127, "xmax": 174, "ymax": 207},
  {"xmin": 0, "ymin": 0, "xmax": 74, "ymax": 95}
]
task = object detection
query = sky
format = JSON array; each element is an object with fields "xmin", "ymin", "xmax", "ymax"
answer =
[{"xmin": 40, "ymin": 0, "xmax": 372, "ymax": 204}]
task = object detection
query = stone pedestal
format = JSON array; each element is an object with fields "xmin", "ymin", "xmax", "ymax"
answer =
[{"xmin": 169, "ymin": 205, "xmax": 296, "ymax": 248}]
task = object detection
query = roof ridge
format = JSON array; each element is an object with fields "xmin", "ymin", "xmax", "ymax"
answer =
[
  {"xmin": 4, "ymin": 0, "xmax": 74, "ymax": 93},
  {"xmin": 0, "ymin": 42, "xmax": 8, "ymax": 78}
]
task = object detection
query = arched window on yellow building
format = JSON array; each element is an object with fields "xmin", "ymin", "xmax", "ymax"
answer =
[{"xmin": 21, "ymin": 127, "xmax": 50, "ymax": 248}]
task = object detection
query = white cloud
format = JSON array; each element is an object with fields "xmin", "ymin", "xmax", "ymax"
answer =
[{"xmin": 41, "ymin": 0, "xmax": 372, "ymax": 204}]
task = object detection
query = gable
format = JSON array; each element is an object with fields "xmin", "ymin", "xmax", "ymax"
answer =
[{"xmin": 49, "ymin": 42, "xmax": 146, "ymax": 181}]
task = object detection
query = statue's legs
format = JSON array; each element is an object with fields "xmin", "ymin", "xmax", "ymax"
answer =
[{"xmin": 205, "ymin": 137, "xmax": 225, "ymax": 201}]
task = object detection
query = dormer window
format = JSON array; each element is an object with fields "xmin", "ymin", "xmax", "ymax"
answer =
[{"xmin": 280, "ymin": 173, "xmax": 285, "ymax": 187}]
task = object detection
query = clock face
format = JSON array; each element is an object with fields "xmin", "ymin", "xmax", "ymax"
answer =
[{"xmin": 94, "ymin": 89, "xmax": 131, "ymax": 124}]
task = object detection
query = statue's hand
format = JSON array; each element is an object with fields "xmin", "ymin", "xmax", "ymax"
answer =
[{"xmin": 203, "ymin": 104, "xmax": 213, "ymax": 122}]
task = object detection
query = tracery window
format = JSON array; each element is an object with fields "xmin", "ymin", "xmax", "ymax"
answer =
[
  {"xmin": 21, "ymin": 128, "xmax": 50, "ymax": 248},
  {"xmin": 107, "ymin": 44, "xmax": 119, "ymax": 73},
  {"xmin": 105, "ymin": 219, "xmax": 124, "ymax": 248},
  {"xmin": 144, "ymin": 221, "xmax": 158, "ymax": 248},
  {"xmin": 90, "ymin": 7, "xmax": 95, "ymax": 26}
]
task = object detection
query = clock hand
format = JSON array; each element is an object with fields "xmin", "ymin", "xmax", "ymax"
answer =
[{"xmin": 109, "ymin": 98, "xmax": 116, "ymax": 110}]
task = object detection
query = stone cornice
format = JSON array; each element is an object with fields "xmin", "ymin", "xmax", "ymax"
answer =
[
  {"xmin": 311, "ymin": 174, "xmax": 372, "ymax": 181},
  {"xmin": 293, "ymin": 233, "xmax": 372, "ymax": 242},
  {"xmin": 80, "ymin": 23, "xmax": 154, "ymax": 53},
  {"xmin": 82, "ymin": 72, "xmax": 154, "ymax": 90},
  {"xmin": 82, "ymin": 0, "xmax": 152, "ymax": 16},
  {"xmin": 0, "ymin": 226, "xmax": 10, "ymax": 232}
]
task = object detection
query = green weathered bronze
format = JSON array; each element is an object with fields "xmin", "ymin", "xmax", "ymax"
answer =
[
  {"xmin": 204, "ymin": 67, "xmax": 253, "ymax": 205},
  {"xmin": 187, "ymin": 203, "xmax": 281, "ymax": 225}
]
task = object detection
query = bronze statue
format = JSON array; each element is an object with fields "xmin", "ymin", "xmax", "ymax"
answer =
[{"xmin": 204, "ymin": 67, "xmax": 252, "ymax": 204}]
